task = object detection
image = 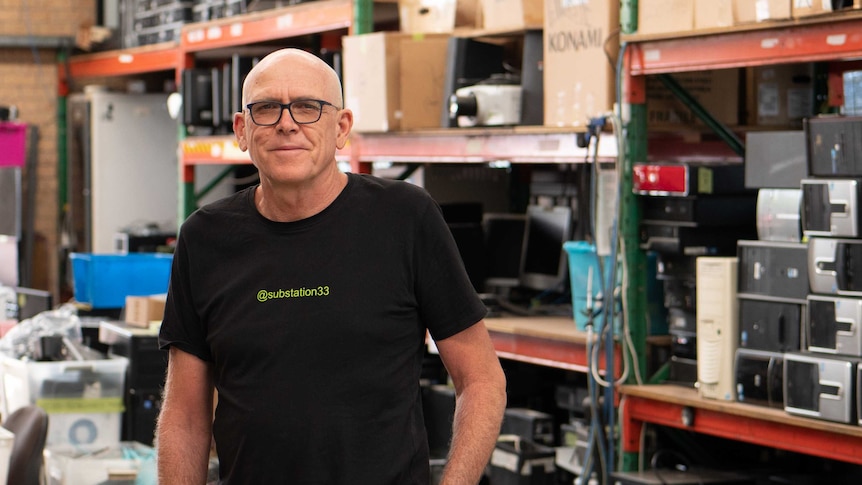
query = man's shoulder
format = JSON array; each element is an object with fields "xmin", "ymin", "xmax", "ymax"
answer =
[{"xmin": 348, "ymin": 172, "xmax": 430, "ymax": 201}]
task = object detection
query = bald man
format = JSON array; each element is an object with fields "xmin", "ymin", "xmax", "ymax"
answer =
[{"xmin": 157, "ymin": 48, "xmax": 506, "ymax": 484}]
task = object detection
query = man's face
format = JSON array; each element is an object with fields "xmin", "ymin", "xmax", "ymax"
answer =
[{"xmin": 234, "ymin": 55, "xmax": 350, "ymax": 187}]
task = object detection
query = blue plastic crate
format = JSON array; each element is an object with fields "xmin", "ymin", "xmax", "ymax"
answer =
[
  {"xmin": 70, "ymin": 253, "xmax": 173, "ymax": 309},
  {"xmin": 563, "ymin": 241, "xmax": 614, "ymax": 331}
]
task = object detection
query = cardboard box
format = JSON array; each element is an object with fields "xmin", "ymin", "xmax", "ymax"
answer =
[
  {"xmin": 747, "ymin": 64, "xmax": 814, "ymax": 128},
  {"xmin": 480, "ymin": 0, "xmax": 543, "ymax": 31},
  {"xmin": 343, "ymin": 32, "xmax": 405, "ymax": 132},
  {"xmin": 124, "ymin": 294, "xmax": 167, "ymax": 328},
  {"xmin": 544, "ymin": 0, "xmax": 620, "ymax": 127},
  {"xmin": 694, "ymin": 0, "xmax": 734, "ymax": 30},
  {"xmin": 638, "ymin": 0, "xmax": 694, "ymax": 35},
  {"xmin": 398, "ymin": 0, "xmax": 481, "ymax": 33},
  {"xmin": 734, "ymin": 0, "xmax": 792, "ymax": 23},
  {"xmin": 793, "ymin": 0, "xmax": 860, "ymax": 18},
  {"xmin": 646, "ymin": 69, "xmax": 741, "ymax": 128},
  {"xmin": 399, "ymin": 35, "xmax": 451, "ymax": 130}
]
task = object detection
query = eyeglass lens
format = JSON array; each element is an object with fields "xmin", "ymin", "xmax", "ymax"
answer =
[{"xmin": 250, "ymin": 101, "xmax": 325, "ymax": 125}]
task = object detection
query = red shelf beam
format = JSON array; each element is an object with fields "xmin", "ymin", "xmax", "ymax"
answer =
[
  {"xmin": 180, "ymin": 0, "xmax": 352, "ymax": 52},
  {"xmin": 626, "ymin": 16, "xmax": 862, "ymax": 75},
  {"xmin": 620, "ymin": 392, "xmax": 862, "ymax": 465},
  {"xmin": 66, "ymin": 44, "xmax": 182, "ymax": 78}
]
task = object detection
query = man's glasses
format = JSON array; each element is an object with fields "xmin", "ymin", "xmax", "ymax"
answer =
[{"xmin": 245, "ymin": 99, "xmax": 337, "ymax": 126}]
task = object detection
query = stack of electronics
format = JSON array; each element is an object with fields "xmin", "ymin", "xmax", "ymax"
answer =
[
  {"xmin": 730, "ymin": 122, "xmax": 862, "ymax": 426},
  {"xmin": 192, "ymin": 0, "xmax": 248, "ymax": 21},
  {"xmin": 125, "ymin": 0, "xmax": 193, "ymax": 47},
  {"xmin": 182, "ymin": 54, "xmax": 259, "ymax": 135},
  {"xmin": 733, "ymin": 131, "xmax": 809, "ymax": 408},
  {"xmin": 490, "ymin": 408, "xmax": 557, "ymax": 485},
  {"xmin": 634, "ymin": 162, "xmax": 757, "ymax": 387},
  {"xmin": 783, "ymin": 116, "xmax": 862, "ymax": 425}
]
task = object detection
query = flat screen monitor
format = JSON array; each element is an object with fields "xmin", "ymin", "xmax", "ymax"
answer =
[
  {"xmin": 519, "ymin": 205, "xmax": 573, "ymax": 291},
  {"xmin": 483, "ymin": 213, "xmax": 526, "ymax": 289}
]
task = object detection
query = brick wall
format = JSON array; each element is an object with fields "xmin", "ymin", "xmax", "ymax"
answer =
[
  {"xmin": 0, "ymin": 0, "xmax": 96, "ymax": 299},
  {"xmin": 0, "ymin": 0, "xmax": 95, "ymax": 38}
]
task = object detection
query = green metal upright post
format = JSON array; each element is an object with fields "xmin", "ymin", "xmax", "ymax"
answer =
[
  {"xmin": 353, "ymin": 0, "xmax": 373, "ymax": 34},
  {"xmin": 619, "ymin": 0, "xmax": 649, "ymax": 473}
]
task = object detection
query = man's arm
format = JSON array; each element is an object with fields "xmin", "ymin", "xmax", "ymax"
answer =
[
  {"xmin": 434, "ymin": 321, "xmax": 507, "ymax": 485},
  {"xmin": 157, "ymin": 346, "xmax": 215, "ymax": 484}
]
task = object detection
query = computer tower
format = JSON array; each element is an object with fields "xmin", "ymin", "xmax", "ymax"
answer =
[
  {"xmin": 784, "ymin": 351, "xmax": 859, "ymax": 424},
  {"xmin": 696, "ymin": 257, "xmax": 738, "ymax": 401},
  {"xmin": 806, "ymin": 116, "xmax": 862, "ymax": 177},
  {"xmin": 801, "ymin": 178, "xmax": 862, "ymax": 237},
  {"xmin": 734, "ymin": 348, "xmax": 784, "ymax": 408},
  {"xmin": 738, "ymin": 297, "xmax": 803, "ymax": 352},
  {"xmin": 99, "ymin": 321, "xmax": 167, "ymax": 446},
  {"xmin": 182, "ymin": 68, "xmax": 214, "ymax": 128},
  {"xmin": 756, "ymin": 188, "xmax": 801, "ymax": 242},
  {"xmin": 520, "ymin": 29, "xmax": 543, "ymax": 126},
  {"xmin": 808, "ymin": 237, "xmax": 862, "ymax": 296},
  {"xmin": 807, "ymin": 295, "xmax": 862, "ymax": 357},
  {"xmin": 641, "ymin": 195, "xmax": 757, "ymax": 227},
  {"xmin": 737, "ymin": 240, "xmax": 809, "ymax": 301}
]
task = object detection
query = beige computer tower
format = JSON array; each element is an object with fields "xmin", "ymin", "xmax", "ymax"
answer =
[{"xmin": 696, "ymin": 256, "xmax": 739, "ymax": 401}]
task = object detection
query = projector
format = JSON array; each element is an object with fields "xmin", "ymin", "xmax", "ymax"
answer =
[{"xmin": 448, "ymin": 82, "xmax": 521, "ymax": 128}]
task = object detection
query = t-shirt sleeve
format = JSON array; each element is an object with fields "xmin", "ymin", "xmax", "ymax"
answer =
[
  {"xmin": 412, "ymin": 196, "xmax": 488, "ymax": 341},
  {"xmin": 158, "ymin": 224, "xmax": 213, "ymax": 362}
]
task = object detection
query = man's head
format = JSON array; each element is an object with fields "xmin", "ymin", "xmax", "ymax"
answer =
[{"xmin": 234, "ymin": 48, "xmax": 352, "ymax": 188}]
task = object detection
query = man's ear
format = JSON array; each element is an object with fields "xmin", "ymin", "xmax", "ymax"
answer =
[
  {"xmin": 233, "ymin": 112, "xmax": 248, "ymax": 152},
  {"xmin": 335, "ymin": 108, "xmax": 354, "ymax": 150}
]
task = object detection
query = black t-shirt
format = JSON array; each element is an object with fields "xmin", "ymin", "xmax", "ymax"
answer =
[{"xmin": 159, "ymin": 173, "xmax": 487, "ymax": 484}]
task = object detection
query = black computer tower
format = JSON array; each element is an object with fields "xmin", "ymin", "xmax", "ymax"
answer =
[{"xmin": 99, "ymin": 321, "xmax": 168, "ymax": 446}]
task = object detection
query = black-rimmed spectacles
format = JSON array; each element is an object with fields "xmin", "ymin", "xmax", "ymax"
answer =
[{"xmin": 246, "ymin": 99, "xmax": 337, "ymax": 126}]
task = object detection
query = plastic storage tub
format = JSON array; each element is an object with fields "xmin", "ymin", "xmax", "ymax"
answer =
[
  {"xmin": 563, "ymin": 241, "xmax": 614, "ymax": 331},
  {"xmin": 43, "ymin": 441, "xmax": 157, "ymax": 485},
  {"xmin": 70, "ymin": 253, "xmax": 173, "ymax": 308},
  {"xmin": 1, "ymin": 354, "xmax": 128, "ymax": 447}
]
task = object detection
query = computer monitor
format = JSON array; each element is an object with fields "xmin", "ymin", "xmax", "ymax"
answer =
[
  {"xmin": 519, "ymin": 205, "xmax": 573, "ymax": 291},
  {"xmin": 482, "ymin": 213, "xmax": 526, "ymax": 290}
]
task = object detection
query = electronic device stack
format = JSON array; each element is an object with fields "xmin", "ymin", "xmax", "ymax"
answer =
[
  {"xmin": 633, "ymin": 162, "xmax": 757, "ymax": 387},
  {"xmin": 733, "ymin": 131, "xmax": 808, "ymax": 409},
  {"xmin": 780, "ymin": 117, "xmax": 862, "ymax": 425}
]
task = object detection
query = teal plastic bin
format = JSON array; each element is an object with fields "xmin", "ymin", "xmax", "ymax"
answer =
[
  {"xmin": 563, "ymin": 241, "xmax": 615, "ymax": 331},
  {"xmin": 70, "ymin": 253, "xmax": 173, "ymax": 308}
]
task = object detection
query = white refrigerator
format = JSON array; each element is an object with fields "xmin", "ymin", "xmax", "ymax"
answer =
[{"xmin": 67, "ymin": 91, "xmax": 179, "ymax": 254}]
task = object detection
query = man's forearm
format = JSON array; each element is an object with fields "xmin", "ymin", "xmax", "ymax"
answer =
[
  {"xmin": 440, "ymin": 382, "xmax": 507, "ymax": 484},
  {"xmin": 156, "ymin": 411, "xmax": 213, "ymax": 484}
]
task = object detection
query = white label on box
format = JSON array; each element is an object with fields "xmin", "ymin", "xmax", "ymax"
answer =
[{"xmin": 758, "ymin": 83, "xmax": 780, "ymax": 117}]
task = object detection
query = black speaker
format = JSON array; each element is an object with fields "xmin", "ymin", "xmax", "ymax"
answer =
[{"xmin": 520, "ymin": 29, "xmax": 543, "ymax": 126}]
